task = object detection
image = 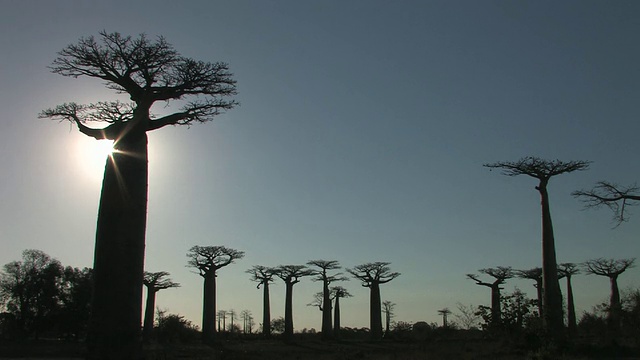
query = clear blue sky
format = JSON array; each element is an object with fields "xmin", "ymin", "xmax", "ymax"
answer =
[{"xmin": 1, "ymin": 1, "xmax": 639, "ymax": 330}]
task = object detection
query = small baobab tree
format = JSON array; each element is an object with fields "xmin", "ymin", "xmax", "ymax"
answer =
[
  {"xmin": 142, "ymin": 271, "xmax": 179, "ymax": 342},
  {"xmin": 347, "ymin": 262, "xmax": 400, "ymax": 340},
  {"xmin": 485, "ymin": 157, "xmax": 590, "ymax": 338},
  {"xmin": 438, "ymin": 308, "xmax": 452, "ymax": 328},
  {"xmin": 583, "ymin": 258, "xmax": 636, "ymax": 332},
  {"xmin": 240, "ymin": 309, "xmax": 253, "ymax": 334},
  {"xmin": 573, "ymin": 181, "xmax": 640, "ymax": 226},
  {"xmin": 332, "ymin": 286, "xmax": 352, "ymax": 337},
  {"xmin": 39, "ymin": 32, "xmax": 238, "ymax": 359},
  {"xmin": 382, "ymin": 300, "xmax": 396, "ymax": 336},
  {"xmin": 307, "ymin": 260, "xmax": 347, "ymax": 340},
  {"xmin": 274, "ymin": 265, "xmax": 314, "ymax": 341},
  {"xmin": 557, "ymin": 263, "xmax": 580, "ymax": 335},
  {"xmin": 246, "ymin": 265, "xmax": 276, "ymax": 336},
  {"xmin": 467, "ymin": 266, "xmax": 514, "ymax": 327},
  {"xmin": 186, "ymin": 245, "xmax": 244, "ymax": 344},
  {"xmin": 516, "ymin": 268, "xmax": 544, "ymax": 318}
]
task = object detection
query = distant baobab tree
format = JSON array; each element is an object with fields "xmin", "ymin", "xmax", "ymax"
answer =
[
  {"xmin": 246, "ymin": 265, "xmax": 276, "ymax": 336},
  {"xmin": 485, "ymin": 157, "xmax": 590, "ymax": 338},
  {"xmin": 186, "ymin": 245, "xmax": 245, "ymax": 344},
  {"xmin": 467, "ymin": 266, "xmax": 514, "ymax": 327},
  {"xmin": 583, "ymin": 258, "xmax": 636, "ymax": 332},
  {"xmin": 573, "ymin": 181, "xmax": 640, "ymax": 226},
  {"xmin": 382, "ymin": 300, "xmax": 396, "ymax": 336},
  {"xmin": 274, "ymin": 265, "xmax": 314, "ymax": 342},
  {"xmin": 557, "ymin": 263, "xmax": 580, "ymax": 335},
  {"xmin": 516, "ymin": 268, "xmax": 544, "ymax": 318},
  {"xmin": 39, "ymin": 31, "xmax": 238, "ymax": 359},
  {"xmin": 438, "ymin": 308, "xmax": 452, "ymax": 328},
  {"xmin": 240, "ymin": 309, "xmax": 253, "ymax": 334},
  {"xmin": 347, "ymin": 262, "xmax": 400, "ymax": 340},
  {"xmin": 217, "ymin": 309, "xmax": 227, "ymax": 332},
  {"xmin": 332, "ymin": 286, "xmax": 352, "ymax": 338},
  {"xmin": 307, "ymin": 260, "xmax": 347, "ymax": 340},
  {"xmin": 142, "ymin": 271, "xmax": 179, "ymax": 342}
]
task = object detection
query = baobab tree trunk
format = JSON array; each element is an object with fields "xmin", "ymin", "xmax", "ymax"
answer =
[
  {"xmin": 202, "ymin": 272, "xmax": 217, "ymax": 343},
  {"xmin": 262, "ymin": 281, "xmax": 271, "ymax": 336},
  {"xmin": 321, "ymin": 282, "xmax": 333, "ymax": 340},
  {"xmin": 609, "ymin": 275, "xmax": 621, "ymax": 332},
  {"xmin": 370, "ymin": 284, "xmax": 383, "ymax": 340},
  {"xmin": 87, "ymin": 131, "xmax": 148, "ymax": 360},
  {"xmin": 538, "ymin": 184, "xmax": 564, "ymax": 338},
  {"xmin": 490, "ymin": 287, "xmax": 501, "ymax": 327},
  {"xmin": 142, "ymin": 288, "xmax": 157, "ymax": 342},
  {"xmin": 284, "ymin": 282, "xmax": 294, "ymax": 341},
  {"xmin": 334, "ymin": 296, "xmax": 341, "ymax": 338},
  {"xmin": 535, "ymin": 282, "xmax": 544, "ymax": 318},
  {"xmin": 566, "ymin": 276, "xmax": 577, "ymax": 336}
]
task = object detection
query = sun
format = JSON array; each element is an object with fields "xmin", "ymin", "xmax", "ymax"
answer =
[{"xmin": 75, "ymin": 137, "xmax": 114, "ymax": 180}]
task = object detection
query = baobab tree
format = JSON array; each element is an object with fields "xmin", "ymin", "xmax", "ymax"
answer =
[
  {"xmin": 307, "ymin": 260, "xmax": 347, "ymax": 340},
  {"xmin": 347, "ymin": 262, "xmax": 400, "ymax": 340},
  {"xmin": 467, "ymin": 266, "xmax": 514, "ymax": 327},
  {"xmin": 557, "ymin": 263, "xmax": 580, "ymax": 335},
  {"xmin": 217, "ymin": 310, "xmax": 227, "ymax": 332},
  {"xmin": 186, "ymin": 245, "xmax": 244, "ymax": 344},
  {"xmin": 274, "ymin": 265, "xmax": 314, "ymax": 341},
  {"xmin": 331, "ymin": 286, "xmax": 352, "ymax": 337},
  {"xmin": 246, "ymin": 265, "xmax": 276, "ymax": 336},
  {"xmin": 485, "ymin": 157, "xmax": 590, "ymax": 338},
  {"xmin": 583, "ymin": 258, "xmax": 636, "ymax": 332},
  {"xmin": 437, "ymin": 308, "xmax": 452, "ymax": 328},
  {"xmin": 240, "ymin": 309, "xmax": 253, "ymax": 334},
  {"xmin": 39, "ymin": 31, "xmax": 238, "ymax": 359},
  {"xmin": 382, "ymin": 300, "xmax": 396, "ymax": 336},
  {"xmin": 142, "ymin": 271, "xmax": 179, "ymax": 342},
  {"xmin": 573, "ymin": 181, "xmax": 640, "ymax": 226},
  {"xmin": 516, "ymin": 268, "xmax": 544, "ymax": 318}
]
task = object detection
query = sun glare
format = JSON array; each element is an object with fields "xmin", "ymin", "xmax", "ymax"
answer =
[{"xmin": 75, "ymin": 138, "xmax": 114, "ymax": 180}]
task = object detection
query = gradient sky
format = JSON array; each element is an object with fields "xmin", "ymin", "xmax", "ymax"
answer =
[{"xmin": 1, "ymin": 1, "xmax": 639, "ymax": 331}]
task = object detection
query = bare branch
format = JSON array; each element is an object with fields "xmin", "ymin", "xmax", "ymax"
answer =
[
  {"xmin": 143, "ymin": 271, "xmax": 180, "ymax": 291},
  {"xmin": 573, "ymin": 181, "xmax": 640, "ymax": 226},
  {"xmin": 484, "ymin": 156, "xmax": 591, "ymax": 181},
  {"xmin": 186, "ymin": 246, "xmax": 245, "ymax": 277},
  {"xmin": 583, "ymin": 258, "xmax": 636, "ymax": 277},
  {"xmin": 346, "ymin": 262, "xmax": 400, "ymax": 287}
]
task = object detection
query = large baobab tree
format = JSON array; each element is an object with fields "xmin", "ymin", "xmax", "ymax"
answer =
[
  {"xmin": 467, "ymin": 266, "xmax": 514, "ymax": 327},
  {"xmin": 246, "ymin": 265, "xmax": 276, "ymax": 336},
  {"xmin": 187, "ymin": 246, "xmax": 244, "ymax": 344},
  {"xmin": 142, "ymin": 271, "xmax": 179, "ymax": 342},
  {"xmin": 557, "ymin": 263, "xmax": 580, "ymax": 335},
  {"xmin": 39, "ymin": 31, "xmax": 237, "ymax": 359},
  {"xmin": 331, "ymin": 286, "xmax": 352, "ymax": 337},
  {"xmin": 485, "ymin": 157, "xmax": 590, "ymax": 338},
  {"xmin": 573, "ymin": 181, "xmax": 640, "ymax": 226},
  {"xmin": 275, "ymin": 265, "xmax": 314, "ymax": 341},
  {"xmin": 307, "ymin": 260, "xmax": 347, "ymax": 340},
  {"xmin": 583, "ymin": 258, "xmax": 636, "ymax": 332},
  {"xmin": 382, "ymin": 300, "xmax": 396, "ymax": 336},
  {"xmin": 347, "ymin": 262, "xmax": 400, "ymax": 340},
  {"xmin": 516, "ymin": 268, "xmax": 544, "ymax": 318}
]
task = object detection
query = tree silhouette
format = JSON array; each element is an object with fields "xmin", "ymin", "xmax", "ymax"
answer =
[
  {"xmin": 246, "ymin": 265, "xmax": 276, "ymax": 336},
  {"xmin": 307, "ymin": 260, "xmax": 347, "ymax": 340},
  {"xmin": 467, "ymin": 266, "xmax": 514, "ymax": 327},
  {"xmin": 332, "ymin": 286, "xmax": 352, "ymax": 338},
  {"xmin": 557, "ymin": 263, "xmax": 580, "ymax": 335},
  {"xmin": 39, "ymin": 31, "xmax": 237, "ymax": 359},
  {"xmin": 240, "ymin": 309, "xmax": 253, "ymax": 334},
  {"xmin": 186, "ymin": 246, "xmax": 244, "ymax": 344},
  {"xmin": 516, "ymin": 268, "xmax": 544, "ymax": 318},
  {"xmin": 573, "ymin": 181, "xmax": 640, "ymax": 226},
  {"xmin": 583, "ymin": 258, "xmax": 636, "ymax": 332},
  {"xmin": 485, "ymin": 157, "xmax": 590, "ymax": 338},
  {"xmin": 58, "ymin": 266, "xmax": 93, "ymax": 340},
  {"xmin": 347, "ymin": 262, "xmax": 400, "ymax": 340},
  {"xmin": 227, "ymin": 309, "xmax": 237, "ymax": 332},
  {"xmin": 274, "ymin": 265, "xmax": 314, "ymax": 341},
  {"xmin": 382, "ymin": 300, "xmax": 396, "ymax": 336},
  {"xmin": 142, "ymin": 271, "xmax": 179, "ymax": 342},
  {"xmin": 437, "ymin": 308, "xmax": 452, "ymax": 328},
  {"xmin": 217, "ymin": 309, "xmax": 227, "ymax": 332}
]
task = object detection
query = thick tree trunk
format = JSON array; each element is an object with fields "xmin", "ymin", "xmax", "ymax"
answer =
[
  {"xmin": 490, "ymin": 286, "xmax": 501, "ymax": 327},
  {"xmin": 535, "ymin": 280, "xmax": 544, "ymax": 318},
  {"xmin": 566, "ymin": 276, "xmax": 577, "ymax": 335},
  {"xmin": 321, "ymin": 281, "xmax": 333, "ymax": 340},
  {"xmin": 262, "ymin": 281, "xmax": 271, "ymax": 336},
  {"xmin": 284, "ymin": 282, "xmax": 294, "ymax": 341},
  {"xmin": 142, "ymin": 288, "xmax": 156, "ymax": 342},
  {"xmin": 538, "ymin": 184, "xmax": 565, "ymax": 338},
  {"xmin": 334, "ymin": 296, "xmax": 341, "ymax": 338},
  {"xmin": 87, "ymin": 131, "xmax": 148, "ymax": 360},
  {"xmin": 609, "ymin": 276, "xmax": 621, "ymax": 332},
  {"xmin": 370, "ymin": 283, "xmax": 383, "ymax": 340},
  {"xmin": 202, "ymin": 272, "xmax": 217, "ymax": 344}
]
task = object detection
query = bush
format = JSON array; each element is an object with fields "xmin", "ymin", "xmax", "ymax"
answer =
[{"xmin": 155, "ymin": 310, "xmax": 200, "ymax": 344}]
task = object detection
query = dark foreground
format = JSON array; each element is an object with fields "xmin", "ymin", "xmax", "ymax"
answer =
[{"xmin": 0, "ymin": 338, "xmax": 638, "ymax": 360}]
